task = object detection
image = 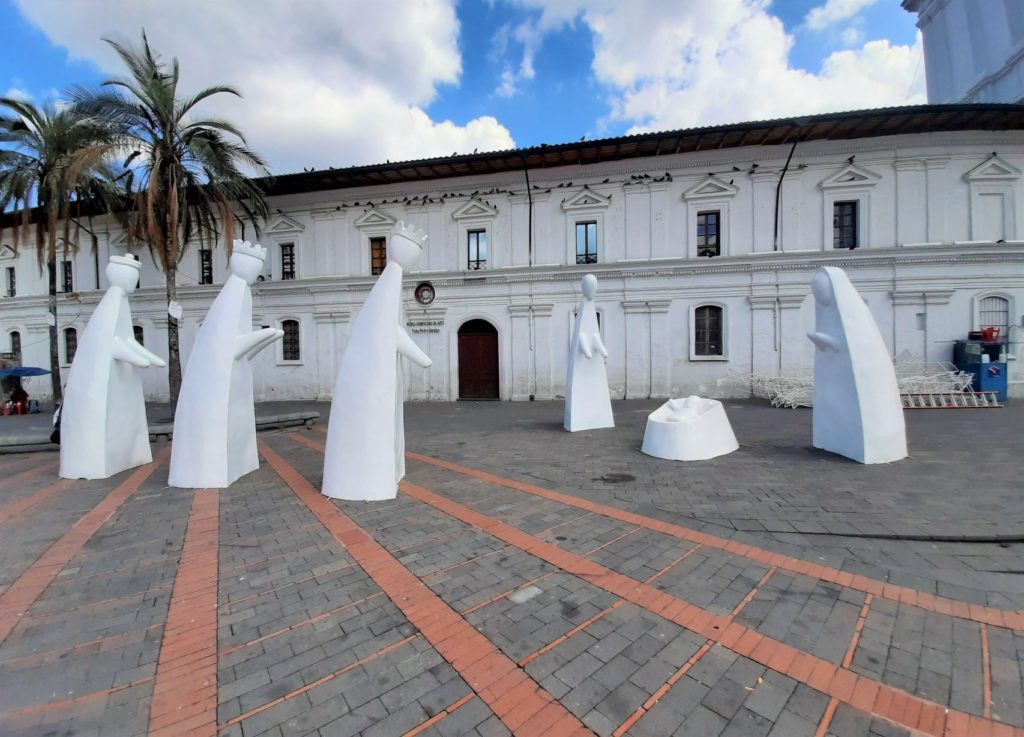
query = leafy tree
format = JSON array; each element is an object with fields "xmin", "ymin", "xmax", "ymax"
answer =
[{"xmin": 75, "ymin": 31, "xmax": 269, "ymax": 411}]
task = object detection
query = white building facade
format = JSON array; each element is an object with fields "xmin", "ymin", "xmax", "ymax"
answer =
[{"xmin": 2, "ymin": 106, "xmax": 1023, "ymax": 402}]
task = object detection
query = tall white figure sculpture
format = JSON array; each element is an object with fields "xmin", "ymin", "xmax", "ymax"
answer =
[
  {"xmin": 564, "ymin": 274, "xmax": 614, "ymax": 432},
  {"xmin": 322, "ymin": 221, "xmax": 432, "ymax": 501},
  {"xmin": 168, "ymin": 241, "xmax": 283, "ymax": 488},
  {"xmin": 807, "ymin": 266, "xmax": 907, "ymax": 464},
  {"xmin": 60, "ymin": 255, "xmax": 166, "ymax": 479}
]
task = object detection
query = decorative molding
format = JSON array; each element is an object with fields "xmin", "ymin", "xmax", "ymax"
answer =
[
  {"xmin": 683, "ymin": 176, "xmax": 739, "ymax": 201},
  {"xmin": 891, "ymin": 291, "xmax": 927, "ymax": 306},
  {"xmin": 819, "ymin": 163, "xmax": 882, "ymax": 189},
  {"xmin": 925, "ymin": 289, "xmax": 955, "ymax": 306},
  {"xmin": 353, "ymin": 208, "xmax": 397, "ymax": 229},
  {"xmin": 451, "ymin": 198, "xmax": 498, "ymax": 220},
  {"xmin": 313, "ymin": 311, "xmax": 351, "ymax": 324},
  {"xmin": 265, "ymin": 213, "xmax": 306, "ymax": 234},
  {"xmin": 561, "ymin": 188, "xmax": 612, "ymax": 212},
  {"xmin": 311, "ymin": 208, "xmax": 346, "ymax": 221},
  {"xmin": 0, "ymin": 245, "xmax": 16, "ymax": 261},
  {"xmin": 963, "ymin": 155, "xmax": 1021, "ymax": 182},
  {"xmin": 622, "ymin": 299, "xmax": 671, "ymax": 314}
]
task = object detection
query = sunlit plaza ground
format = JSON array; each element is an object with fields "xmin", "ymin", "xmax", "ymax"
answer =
[{"xmin": 0, "ymin": 400, "xmax": 1021, "ymax": 737}]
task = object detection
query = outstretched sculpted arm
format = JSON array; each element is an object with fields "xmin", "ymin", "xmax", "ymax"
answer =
[
  {"xmin": 130, "ymin": 340, "xmax": 167, "ymax": 368},
  {"xmin": 578, "ymin": 333, "xmax": 593, "ymax": 359},
  {"xmin": 807, "ymin": 331, "xmax": 840, "ymax": 353},
  {"xmin": 591, "ymin": 332, "xmax": 609, "ymax": 359},
  {"xmin": 235, "ymin": 328, "xmax": 284, "ymax": 362},
  {"xmin": 397, "ymin": 326, "xmax": 432, "ymax": 368},
  {"xmin": 112, "ymin": 336, "xmax": 153, "ymax": 368}
]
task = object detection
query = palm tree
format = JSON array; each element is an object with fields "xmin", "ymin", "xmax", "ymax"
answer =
[
  {"xmin": 0, "ymin": 98, "xmax": 119, "ymax": 402},
  {"xmin": 74, "ymin": 31, "xmax": 269, "ymax": 411}
]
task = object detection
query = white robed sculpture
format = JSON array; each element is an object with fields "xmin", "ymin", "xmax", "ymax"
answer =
[
  {"xmin": 60, "ymin": 255, "xmax": 166, "ymax": 479},
  {"xmin": 641, "ymin": 396, "xmax": 738, "ymax": 461},
  {"xmin": 168, "ymin": 241, "xmax": 283, "ymax": 488},
  {"xmin": 807, "ymin": 266, "xmax": 907, "ymax": 464},
  {"xmin": 322, "ymin": 221, "xmax": 432, "ymax": 501},
  {"xmin": 564, "ymin": 274, "xmax": 614, "ymax": 432}
]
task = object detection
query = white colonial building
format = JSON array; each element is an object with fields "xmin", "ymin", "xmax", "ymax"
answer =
[{"xmin": 2, "ymin": 105, "xmax": 1023, "ymax": 402}]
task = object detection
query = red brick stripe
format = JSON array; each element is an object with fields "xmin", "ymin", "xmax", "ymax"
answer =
[
  {"xmin": 402, "ymin": 693, "xmax": 475, "ymax": 737},
  {"xmin": 396, "ymin": 478, "xmax": 1014, "ymax": 737},
  {"xmin": 148, "ymin": 488, "xmax": 220, "ymax": 737},
  {"xmin": 258, "ymin": 440, "xmax": 593, "ymax": 737},
  {"xmin": 980, "ymin": 623, "xmax": 992, "ymax": 720},
  {"xmin": 0, "ymin": 478, "xmax": 73, "ymax": 524},
  {"xmin": 405, "ymin": 451, "xmax": 1024, "ymax": 630},
  {"xmin": 0, "ymin": 449, "xmax": 169, "ymax": 645},
  {"xmin": 814, "ymin": 698, "xmax": 840, "ymax": 737}
]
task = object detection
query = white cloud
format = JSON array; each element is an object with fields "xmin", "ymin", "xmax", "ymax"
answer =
[
  {"xmin": 501, "ymin": 0, "xmax": 925, "ymax": 134},
  {"xmin": 805, "ymin": 0, "xmax": 881, "ymax": 31},
  {"xmin": 12, "ymin": 0, "xmax": 516, "ymax": 172}
]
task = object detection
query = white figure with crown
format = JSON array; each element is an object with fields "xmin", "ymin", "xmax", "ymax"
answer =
[
  {"xmin": 60, "ymin": 255, "xmax": 167, "ymax": 479},
  {"xmin": 169, "ymin": 240, "xmax": 283, "ymax": 488},
  {"xmin": 322, "ymin": 221, "xmax": 432, "ymax": 501}
]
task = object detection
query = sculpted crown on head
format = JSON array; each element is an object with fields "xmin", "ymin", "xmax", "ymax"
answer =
[
  {"xmin": 106, "ymin": 254, "xmax": 141, "ymax": 293},
  {"xmin": 230, "ymin": 239, "xmax": 268, "ymax": 284},
  {"xmin": 389, "ymin": 220, "xmax": 428, "ymax": 269}
]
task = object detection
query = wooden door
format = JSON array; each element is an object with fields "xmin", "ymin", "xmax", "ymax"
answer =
[{"xmin": 458, "ymin": 320, "xmax": 499, "ymax": 399}]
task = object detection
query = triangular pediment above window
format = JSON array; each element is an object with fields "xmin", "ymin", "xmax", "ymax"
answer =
[
  {"xmin": 0, "ymin": 244, "xmax": 16, "ymax": 261},
  {"xmin": 353, "ymin": 208, "xmax": 397, "ymax": 229},
  {"xmin": 683, "ymin": 177, "xmax": 739, "ymax": 200},
  {"xmin": 561, "ymin": 188, "xmax": 612, "ymax": 211},
  {"xmin": 964, "ymin": 155, "xmax": 1021, "ymax": 181},
  {"xmin": 265, "ymin": 213, "xmax": 306, "ymax": 234},
  {"xmin": 451, "ymin": 198, "xmax": 498, "ymax": 220},
  {"xmin": 819, "ymin": 163, "xmax": 881, "ymax": 189},
  {"xmin": 108, "ymin": 231, "xmax": 131, "ymax": 249}
]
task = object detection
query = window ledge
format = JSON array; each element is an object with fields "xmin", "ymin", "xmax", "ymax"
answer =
[
  {"xmin": 276, "ymin": 359, "xmax": 303, "ymax": 367},
  {"xmin": 689, "ymin": 355, "xmax": 729, "ymax": 362}
]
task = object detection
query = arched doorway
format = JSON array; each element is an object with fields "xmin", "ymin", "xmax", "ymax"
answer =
[{"xmin": 458, "ymin": 319, "xmax": 499, "ymax": 399}]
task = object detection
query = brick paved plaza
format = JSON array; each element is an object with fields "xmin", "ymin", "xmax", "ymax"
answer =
[{"xmin": 0, "ymin": 400, "xmax": 1021, "ymax": 737}]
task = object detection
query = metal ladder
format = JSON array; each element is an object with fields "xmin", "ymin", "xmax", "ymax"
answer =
[{"xmin": 901, "ymin": 391, "xmax": 1002, "ymax": 409}]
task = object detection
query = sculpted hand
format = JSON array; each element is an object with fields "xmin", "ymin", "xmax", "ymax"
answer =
[{"xmin": 393, "ymin": 220, "xmax": 429, "ymax": 249}]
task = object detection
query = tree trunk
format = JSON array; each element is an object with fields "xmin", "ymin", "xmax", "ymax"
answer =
[
  {"xmin": 47, "ymin": 260, "xmax": 62, "ymax": 404},
  {"xmin": 165, "ymin": 262, "xmax": 181, "ymax": 416}
]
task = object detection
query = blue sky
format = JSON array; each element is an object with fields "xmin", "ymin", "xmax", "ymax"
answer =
[{"xmin": 1, "ymin": 0, "xmax": 925, "ymax": 173}]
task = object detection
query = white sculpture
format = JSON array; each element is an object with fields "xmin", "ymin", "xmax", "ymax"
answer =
[
  {"xmin": 60, "ymin": 255, "xmax": 166, "ymax": 480},
  {"xmin": 322, "ymin": 221, "xmax": 432, "ymax": 501},
  {"xmin": 168, "ymin": 241, "xmax": 283, "ymax": 488},
  {"xmin": 564, "ymin": 274, "xmax": 614, "ymax": 432},
  {"xmin": 807, "ymin": 266, "xmax": 907, "ymax": 464},
  {"xmin": 641, "ymin": 396, "xmax": 739, "ymax": 461}
]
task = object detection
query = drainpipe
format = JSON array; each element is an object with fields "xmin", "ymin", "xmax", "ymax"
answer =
[{"xmin": 773, "ymin": 139, "xmax": 798, "ymax": 252}]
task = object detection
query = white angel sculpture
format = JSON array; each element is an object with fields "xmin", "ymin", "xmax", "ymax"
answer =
[
  {"xmin": 168, "ymin": 240, "xmax": 283, "ymax": 488},
  {"xmin": 60, "ymin": 255, "xmax": 166, "ymax": 479},
  {"xmin": 564, "ymin": 274, "xmax": 614, "ymax": 431},
  {"xmin": 322, "ymin": 221, "xmax": 432, "ymax": 501}
]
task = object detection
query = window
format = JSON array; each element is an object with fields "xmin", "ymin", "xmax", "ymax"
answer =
[
  {"xmin": 467, "ymin": 229, "xmax": 487, "ymax": 270},
  {"xmin": 281, "ymin": 319, "xmax": 300, "ymax": 361},
  {"xmin": 199, "ymin": 249, "xmax": 213, "ymax": 285},
  {"xmin": 64, "ymin": 327, "xmax": 78, "ymax": 364},
  {"xmin": 833, "ymin": 201, "xmax": 858, "ymax": 249},
  {"xmin": 10, "ymin": 331, "xmax": 20, "ymax": 357},
  {"xmin": 575, "ymin": 221, "xmax": 598, "ymax": 264},
  {"xmin": 281, "ymin": 243, "xmax": 295, "ymax": 280},
  {"xmin": 133, "ymin": 325, "xmax": 144, "ymax": 346},
  {"xmin": 370, "ymin": 237, "xmax": 387, "ymax": 276},
  {"xmin": 696, "ymin": 211, "xmax": 720, "ymax": 257},
  {"xmin": 979, "ymin": 296, "xmax": 1010, "ymax": 339},
  {"xmin": 4, "ymin": 267, "xmax": 14, "ymax": 297},
  {"xmin": 694, "ymin": 305, "xmax": 723, "ymax": 357},
  {"xmin": 61, "ymin": 260, "xmax": 74, "ymax": 292}
]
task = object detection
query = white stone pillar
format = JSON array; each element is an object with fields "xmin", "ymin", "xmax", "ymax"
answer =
[
  {"xmin": 649, "ymin": 182, "xmax": 671, "ymax": 259},
  {"xmin": 924, "ymin": 158, "xmax": 950, "ymax": 243},
  {"xmin": 508, "ymin": 304, "xmax": 532, "ymax": 400},
  {"xmin": 533, "ymin": 303, "xmax": 554, "ymax": 400},
  {"xmin": 622, "ymin": 300, "xmax": 651, "ymax": 398},
  {"xmin": 648, "ymin": 299, "xmax": 672, "ymax": 398},
  {"xmin": 894, "ymin": 160, "xmax": 927, "ymax": 246}
]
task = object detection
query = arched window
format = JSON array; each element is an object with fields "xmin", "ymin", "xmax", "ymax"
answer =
[
  {"xmin": 64, "ymin": 327, "xmax": 78, "ymax": 364},
  {"xmin": 978, "ymin": 295, "xmax": 1010, "ymax": 339},
  {"xmin": 133, "ymin": 325, "xmax": 144, "ymax": 346},
  {"xmin": 281, "ymin": 319, "xmax": 300, "ymax": 361},
  {"xmin": 693, "ymin": 305, "xmax": 724, "ymax": 357},
  {"xmin": 9, "ymin": 331, "xmax": 20, "ymax": 358}
]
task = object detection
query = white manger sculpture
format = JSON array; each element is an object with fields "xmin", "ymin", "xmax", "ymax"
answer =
[
  {"xmin": 322, "ymin": 221, "xmax": 432, "ymax": 501},
  {"xmin": 807, "ymin": 266, "xmax": 907, "ymax": 464},
  {"xmin": 564, "ymin": 274, "xmax": 614, "ymax": 432},
  {"xmin": 168, "ymin": 241, "xmax": 283, "ymax": 489},
  {"xmin": 60, "ymin": 255, "xmax": 166, "ymax": 480},
  {"xmin": 641, "ymin": 396, "xmax": 739, "ymax": 461}
]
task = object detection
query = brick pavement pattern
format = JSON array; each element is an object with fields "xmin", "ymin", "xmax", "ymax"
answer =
[{"xmin": 0, "ymin": 399, "xmax": 1020, "ymax": 737}]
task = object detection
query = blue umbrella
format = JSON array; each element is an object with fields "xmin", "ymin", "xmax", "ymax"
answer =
[{"xmin": 0, "ymin": 366, "xmax": 50, "ymax": 378}]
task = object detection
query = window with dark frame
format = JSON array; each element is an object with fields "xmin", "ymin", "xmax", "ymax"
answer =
[
  {"xmin": 370, "ymin": 237, "xmax": 387, "ymax": 276},
  {"xmin": 281, "ymin": 243, "xmax": 296, "ymax": 280},
  {"xmin": 282, "ymin": 319, "xmax": 300, "ymax": 361},
  {"xmin": 61, "ymin": 260, "xmax": 73, "ymax": 293},
  {"xmin": 467, "ymin": 229, "xmax": 487, "ymax": 270},
  {"xmin": 694, "ymin": 305, "xmax": 723, "ymax": 357},
  {"xmin": 11, "ymin": 331, "xmax": 21, "ymax": 357},
  {"xmin": 64, "ymin": 327, "xmax": 78, "ymax": 363},
  {"xmin": 575, "ymin": 221, "xmax": 598, "ymax": 264},
  {"xmin": 833, "ymin": 201, "xmax": 858, "ymax": 249},
  {"xmin": 133, "ymin": 325, "xmax": 144, "ymax": 346},
  {"xmin": 5, "ymin": 267, "xmax": 14, "ymax": 297},
  {"xmin": 696, "ymin": 211, "xmax": 721, "ymax": 257},
  {"xmin": 199, "ymin": 249, "xmax": 213, "ymax": 285}
]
